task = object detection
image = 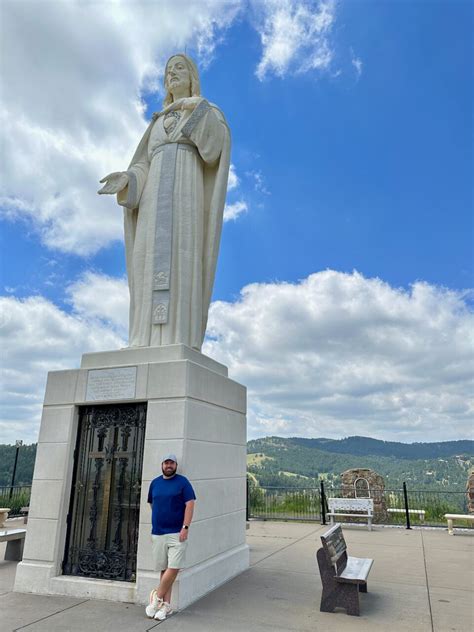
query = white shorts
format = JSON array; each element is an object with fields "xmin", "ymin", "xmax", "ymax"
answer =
[{"xmin": 151, "ymin": 533, "xmax": 188, "ymax": 570}]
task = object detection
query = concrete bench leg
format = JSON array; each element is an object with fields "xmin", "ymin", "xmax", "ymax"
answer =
[
  {"xmin": 368, "ymin": 518, "xmax": 372, "ymax": 532},
  {"xmin": 447, "ymin": 519, "xmax": 454, "ymax": 535},
  {"xmin": 345, "ymin": 585, "xmax": 361, "ymax": 617},
  {"xmin": 317, "ymin": 548, "xmax": 361, "ymax": 616},
  {"xmin": 320, "ymin": 581, "xmax": 360, "ymax": 616},
  {"xmin": 5, "ymin": 538, "xmax": 24, "ymax": 561}
]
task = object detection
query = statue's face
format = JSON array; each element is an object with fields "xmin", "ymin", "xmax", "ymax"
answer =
[{"xmin": 165, "ymin": 56, "xmax": 191, "ymax": 97}]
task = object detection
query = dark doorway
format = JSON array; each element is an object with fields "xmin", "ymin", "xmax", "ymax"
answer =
[{"xmin": 63, "ymin": 403, "xmax": 147, "ymax": 581}]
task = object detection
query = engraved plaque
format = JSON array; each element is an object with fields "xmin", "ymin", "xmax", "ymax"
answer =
[{"xmin": 86, "ymin": 367, "xmax": 137, "ymax": 401}]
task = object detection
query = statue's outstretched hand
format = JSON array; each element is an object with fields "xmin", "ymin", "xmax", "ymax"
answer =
[{"xmin": 98, "ymin": 172, "xmax": 129, "ymax": 195}]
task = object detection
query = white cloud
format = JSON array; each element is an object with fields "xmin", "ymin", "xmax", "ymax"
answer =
[
  {"xmin": 0, "ymin": 271, "xmax": 131, "ymax": 443},
  {"xmin": 203, "ymin": 270, "xmax": 474, "ymax": 442},
  {"xmin": 225, "ymin": 166, "xmax": 268, "ymax": 221},
  {"xmin": 0, "ymin": 0, "xmax": 241, "ymax": 256},
  {"xmin": 2, "ymin": 269, "xmax": 473, "ymax": 444},
  {"xmin": 351, "ymin": 54, "xmax": 363, "ymax": 78},
  {"xmin": 225, "ymin": 164, "xmax": 249, "ymax": 221},
  {"xmin": 224, "ymin": 200, "xmax": 248, "ymax": 221},
  {"xmin": 228, "ymin": 163, "xmax": 240, "ymax": 190},
  {"xmin": 253, "ymin": 0, "xmax": 336, "ymax": 80},
  {"xmin": 246, "ymin": 170, "xmax": 270, "ymax": 195},
  {"xmin": 0, "ymin": 293, "xmax": 126, "ymax": 443},
  {"xmin": 66, "ymin": 271, "xmax": 129, "ymax": 335}
]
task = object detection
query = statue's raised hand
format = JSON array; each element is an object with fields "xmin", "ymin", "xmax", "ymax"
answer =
[{"xmin": 98, "ymin": 172, "xmax": 129, "ymax": 195}]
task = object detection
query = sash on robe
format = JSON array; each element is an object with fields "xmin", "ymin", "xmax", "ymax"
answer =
[{"xmin": 150, "ymin": 100, "xmax": 211, "ymax": 325}]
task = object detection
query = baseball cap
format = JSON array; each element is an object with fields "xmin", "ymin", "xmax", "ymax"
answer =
[{"xmin": 162, "ymin": 453, "xmax": 178, "ymax": 463}]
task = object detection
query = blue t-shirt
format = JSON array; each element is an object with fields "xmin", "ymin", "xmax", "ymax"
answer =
[{"xmin": 147, "ymin": 474, "xmax": 196, "ymax": 535}]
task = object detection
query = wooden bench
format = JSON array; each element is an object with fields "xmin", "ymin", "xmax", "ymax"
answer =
[
  {"xmin": 0, "ymin": 508, "xmax": 10, "ymax": 528},
  {"xmin": 0, "ymin": 529, "xmax": 26, "ymax": 561},
  {"xmin": 327, "ymin": 498, "xmax": 374, "ymax": 531},
  {"xmin": 444, "ymin": 513, "xmax": 474, "ymax": 535},
  {"xmin": 316, "ymin": 523, "xmax": 374, "ymax": 616},
  {"xmin": 387, "ymin": 508, "xmax": 425, "ymax": 521}
]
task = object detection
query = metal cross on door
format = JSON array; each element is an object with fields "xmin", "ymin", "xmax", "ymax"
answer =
[{"xmin": 63, "ymin": 403, "xmax": 147, "ymax": 581}]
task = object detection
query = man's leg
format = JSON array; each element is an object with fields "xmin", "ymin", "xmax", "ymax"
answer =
[
  {"xmin": 155, "ymin": 569, "xmax": 165, "ymax": 592},
  {"xmin": 146, "ymin": 572, "xmax": 166, "ymax": 618},
  {"xmin": 156, "ymin": 534, "xmax": 187, "ymax": 610},
  {"xmin": 162, "ymin": 569, "xmax": 180, "ymax": 604},
  {"xmin": 156, "ymin": 567, "xmax": 179, "ymax": 601},
  {"xmin": 146, "ymin": 537, "xmax": 168, "ymax": 618}
]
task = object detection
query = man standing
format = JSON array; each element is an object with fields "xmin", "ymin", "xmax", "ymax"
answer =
[{"xmin": 145, "ymin": 454, "xmax": 196, "ymax": 621}]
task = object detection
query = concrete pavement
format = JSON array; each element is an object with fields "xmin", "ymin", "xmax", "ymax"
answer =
[{"xmin": 1, "ymin": 518, "xmax": 472, "ymax": 631}]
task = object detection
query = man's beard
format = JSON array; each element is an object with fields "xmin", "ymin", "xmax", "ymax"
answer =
[{"xmin": 162, "ymin": 464, "xmax": 177, "ymax": 477}]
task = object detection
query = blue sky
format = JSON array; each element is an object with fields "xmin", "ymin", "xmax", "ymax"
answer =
[{"xmin": 1, "ymin": 0, "xmax": 472, "ymax": 444}]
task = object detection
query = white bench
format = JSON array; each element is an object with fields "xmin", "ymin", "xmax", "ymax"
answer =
[
  {"xmin": 387, "ymin": 508, "xmax": 425, "ymax": 521},
  {"xmin": 327, "ymin": 498, "xmax": 374, "ymax": 531},
  {"xmin": 444, "ymin": 513, "xmax": 474, "ymax": 535},
  {"xmin": 0, "ymin": 508, "xmax": 10, "ymax": 528},
  {"xmin": 0, "ymin": 528, "xmax": 26, "ymax": 560}
]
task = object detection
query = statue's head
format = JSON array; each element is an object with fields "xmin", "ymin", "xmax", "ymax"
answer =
[{"xmin": 163, "ymin": 54, "xmax": 200, "ymax": 106}]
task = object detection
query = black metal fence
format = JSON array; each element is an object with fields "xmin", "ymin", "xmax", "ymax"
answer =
[
  {"xmin": 0, "ymin": 485, "xmax": 32, "ymax": 518},
  {"xmin": 247, "ymin": 480, "xmax": 473, "ymax": 529},
  {"xmin": 248, "ymin": 484, "xmax": 322, "ymax": 522},
  {"xmin": 2, "ymin": 482, "xmax": 471, "ymax": 529}
]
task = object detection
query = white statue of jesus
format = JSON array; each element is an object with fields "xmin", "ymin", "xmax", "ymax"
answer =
[{"xmin": 99, "ymin": 54, "xmax": 230, "ymax": 350}]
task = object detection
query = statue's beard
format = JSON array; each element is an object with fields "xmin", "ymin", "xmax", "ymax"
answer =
[{"xmin": 168, "ymin": 79, "xmax": 191, "ymax": 97}]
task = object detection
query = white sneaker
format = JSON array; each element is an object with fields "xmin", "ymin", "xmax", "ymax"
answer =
[
  {"xmin": 154, "ymin": 601, "xmax": 172, "ymax": 621},
  {"xmin": 145, "ymin": 589, "xmax": 163, "ymax": 618}
]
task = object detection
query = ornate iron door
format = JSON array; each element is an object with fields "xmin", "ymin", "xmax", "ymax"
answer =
[{"xmin": 63, "ymin": 403, "xmax": 146, "ymax": 581}]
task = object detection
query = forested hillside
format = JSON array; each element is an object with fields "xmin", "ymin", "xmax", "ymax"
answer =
[
  {"xmin": 290, "ymin": 436, "xmax": 473, "ymax": 459},
  {"xmin": 247, "ymin": 436, "xmax": 473, "ymax": 490},
  {"xmin": 0, "ymin": 444, "xmax": 37, "ymax": 486}
]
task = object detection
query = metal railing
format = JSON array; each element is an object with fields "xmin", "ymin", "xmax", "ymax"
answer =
[
  {"xmin": 247, "ymin": 480, "xmax": 473, "ymax": 529},
  {"xmin": 248, "ymin": 482, "xmax": 322, "ymax": 522},
  {"xmin": 0, "ymin": 485, "xmax": 32, "ymax": 518},
  {"xmin": 2, "ymin": 481, "xmax": 471, "ymax": 528}
]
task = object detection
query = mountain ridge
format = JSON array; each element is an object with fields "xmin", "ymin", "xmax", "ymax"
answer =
[
  {"xmin": 247, "ymin": 436, "xmax": 473, "ymax": 490},
  {"xmin": 283, "ymin": 435, "xmax": 473, "ymax": 459}
]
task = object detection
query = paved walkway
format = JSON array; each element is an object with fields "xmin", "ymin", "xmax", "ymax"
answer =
[{"xmin": 1, "ymin": 519, "xmax": 472, "ymax": 631}]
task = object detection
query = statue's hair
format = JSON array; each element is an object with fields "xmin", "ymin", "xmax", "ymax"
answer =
[{"xmin": 163, "ymin": 54, "xmax": 200, "ymax": 107}]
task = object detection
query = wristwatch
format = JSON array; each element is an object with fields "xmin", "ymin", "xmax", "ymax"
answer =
[{"xmin": 182, "ymin": 525, "xmax": 189, "ymax": 530}]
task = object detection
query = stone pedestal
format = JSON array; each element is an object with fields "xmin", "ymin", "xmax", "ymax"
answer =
[
  {"xmin": 14, "ymin": 345, "xmax": 249, "ymax": 610},
  {"xmin": 340, "ymin": 468, "xmax": 387, "ymax": 523}
]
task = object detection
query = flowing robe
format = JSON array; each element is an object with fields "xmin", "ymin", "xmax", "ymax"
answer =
[{"xmin": 117, "ymin": 98, "xmax": 230, "ymax": 350}]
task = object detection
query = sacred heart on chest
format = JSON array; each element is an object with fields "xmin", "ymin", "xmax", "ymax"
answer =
[{"xmin": 163, "ymin": 111, "xmax": 182, "ymax": 136}]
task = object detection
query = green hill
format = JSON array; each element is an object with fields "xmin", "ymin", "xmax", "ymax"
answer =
[
  {"xmin": 247, "ymin": 436, "xmax": 473, "ymax": 490},
  {"xmin": 290, "ymin": 436, "xmax": 473, "ymax": 460}
]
